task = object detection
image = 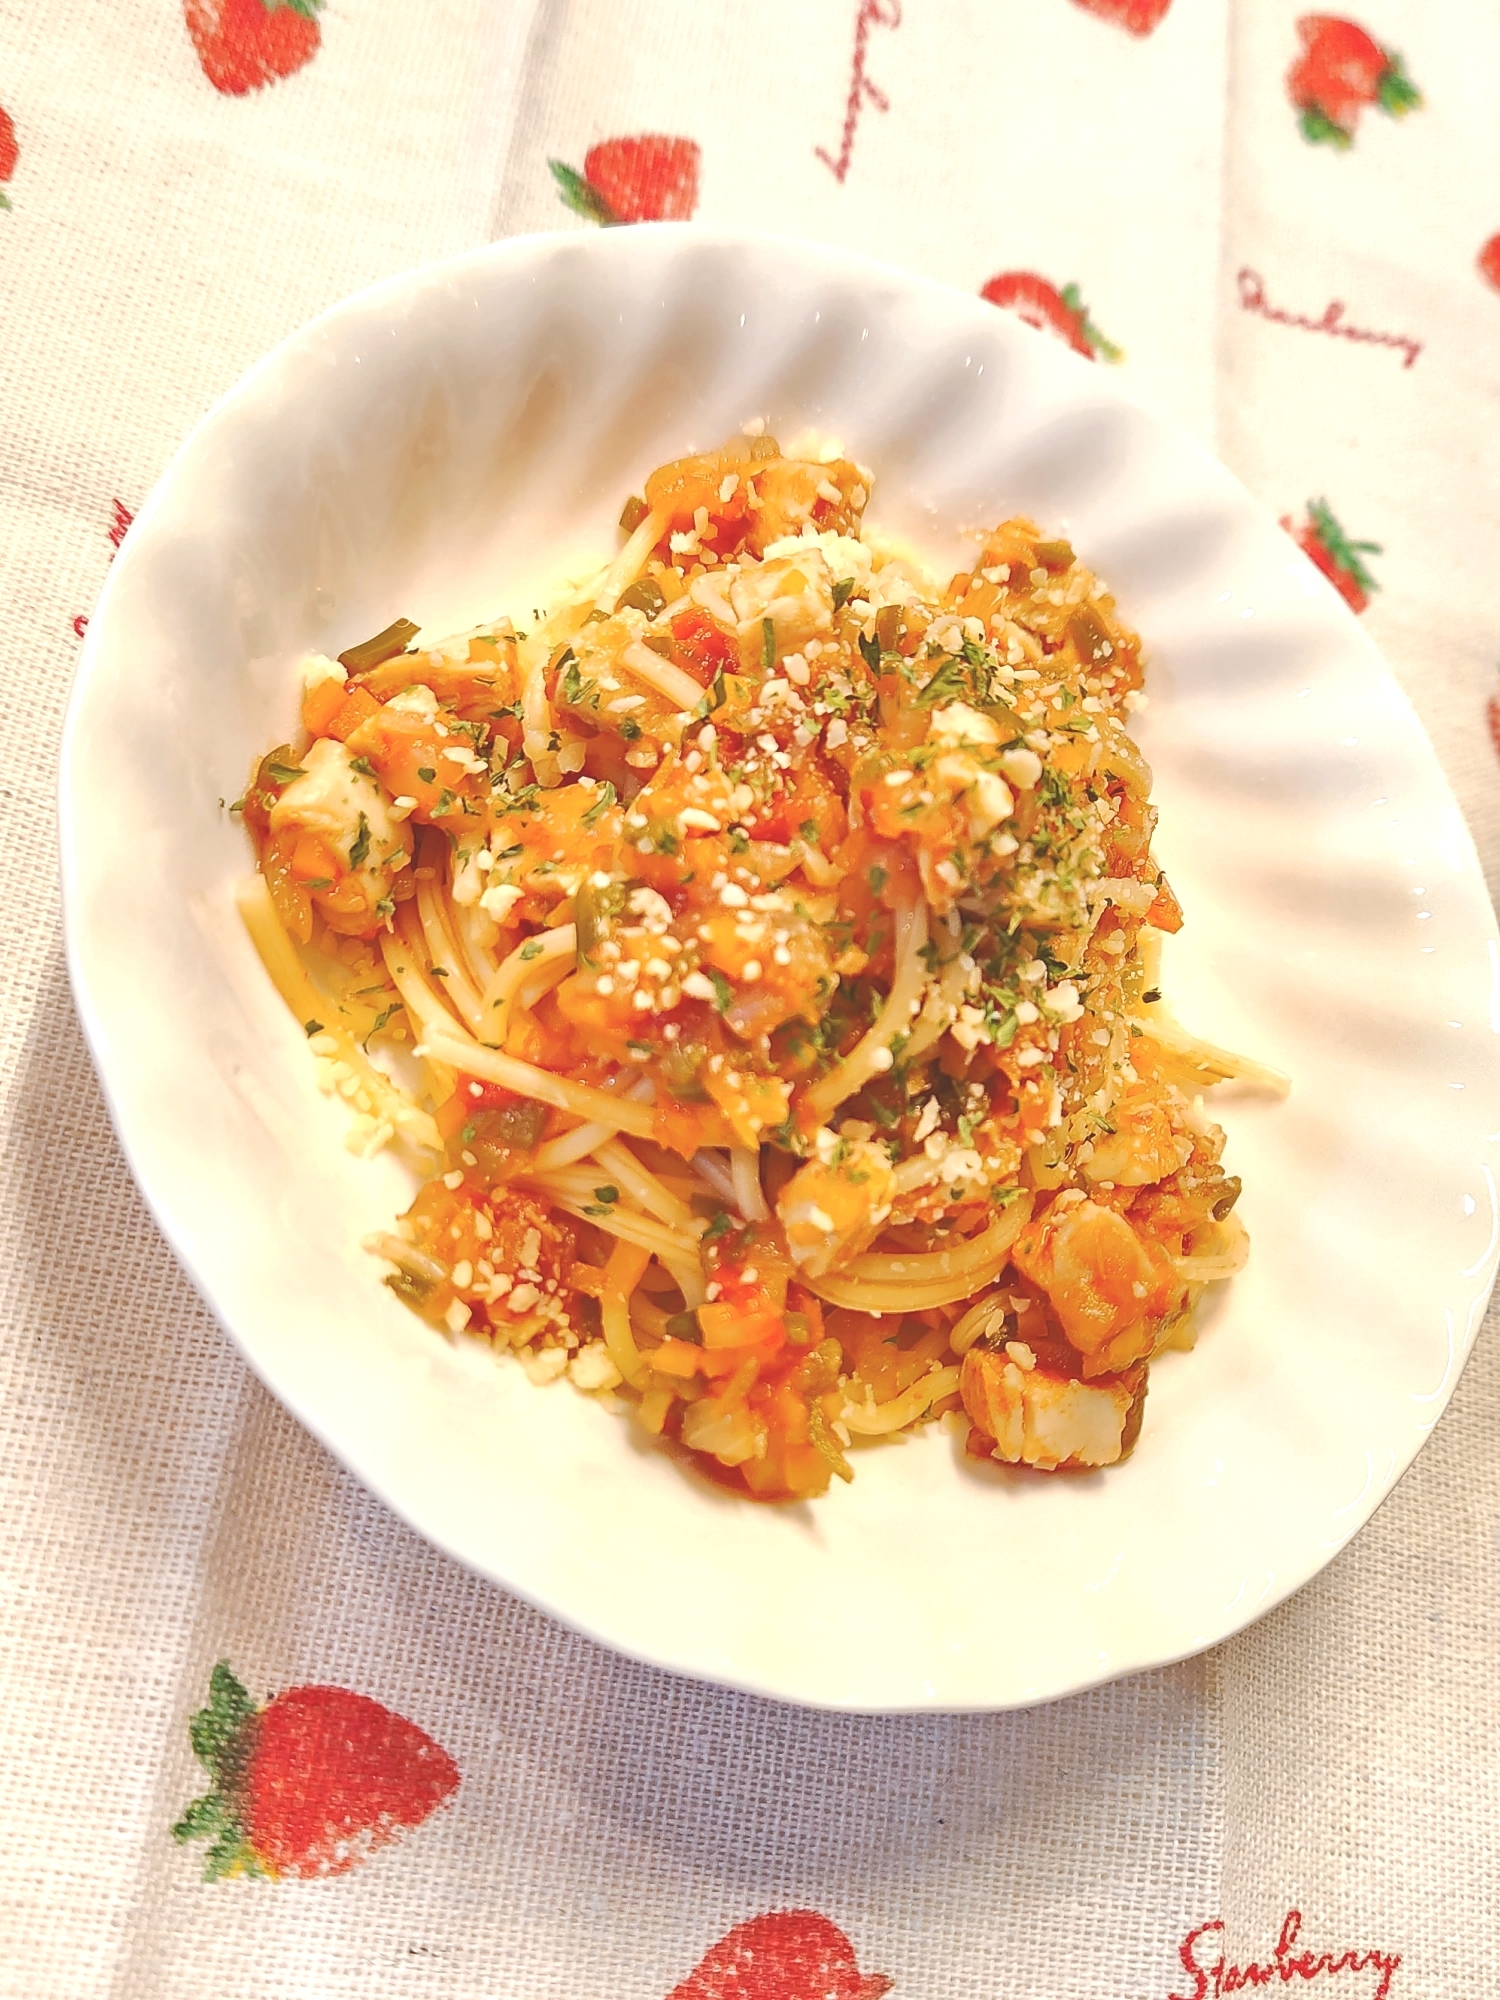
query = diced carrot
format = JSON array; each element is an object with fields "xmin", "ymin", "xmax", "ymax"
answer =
[
  {"xmin": 650, "ymin": 1339, "xmax": 703, "ymax": 1378},
  {"xmin": 651, "ymin": 1097, "xmax": 732, "ymax": 1160},
  {"xmin": 344, "ymin": 704, "xmax": 481, "ymax": 822},
  {"xmin": 289, "ymin": 831, "xmax": 341, "ymax": 883},
  {"xmin": 1146, "ymin": 877, "xmax": 1184, "ymax": 932},
  {"xmin": 645, "ymin": 452, "xmax": 750, "ymax": 536},
  {"xmin": 698, "ymin": 1305, "xmax": 783, "ymax": 1351},
  {"xmin": 696, "ymin": 1345, "xmax": 763, "ymax": 1380},
  {"xmin": 301, "ymin": 677, "xmax": 349, "ymax": 737},
  {"xmin": 322, "ymin": 684, "xmax": 384, "ymax": 742},
  {"xmin": 749, "ymin": 751, "xmax": 848, "ymax": 850}
]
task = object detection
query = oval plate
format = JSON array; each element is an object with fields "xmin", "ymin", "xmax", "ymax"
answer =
[{"xmin": 59, "ymin": 227, "xmax": 1500, "ymax": 1710}]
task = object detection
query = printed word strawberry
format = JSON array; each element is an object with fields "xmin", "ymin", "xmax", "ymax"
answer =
[
  {"xmin": 550, "ymin": 137, "xmax": 700, "ymax": 226},
  {"xmin": 1172, "ymin": 1911, "xmax": 1400, "ymax": 2000},
  {"xmin": 1287, "ymin": 16, "xmax": 1420, "ymax": 148},
  {"xmin": 71, "ymin": 498, "xmax": 137, "ymax": 637},
  {"xmin": 1069, "ymin": 0, "xmax": 1173, "ymax": 36},
  {"xmin": 1479, "ymin": 233, "xmax": 1500, "ymax": 295},
  {"xmin": 815, "ymin": 0, "xmax": 902, "ymax": 184},
  {"xmin": 1282, "ymin": 497, "xmax": 1381, "ymax": 615},
  {"xmin": 667, "ymin": 1911, "xmax": 893, "ymax": 2000},
  {"xmin": 184, "ymin": 0, "xmax": 323, "ymax": 96},
  {"xmin": 980, "ymin": 271, "xmax": 1122, "ymax": 361},
  {"xmin": 172, "ymin": 1660, "xmax": 458, "ymax": 1878}
]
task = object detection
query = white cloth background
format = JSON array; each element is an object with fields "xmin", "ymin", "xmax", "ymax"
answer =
[{"xmin": 1, "ymin": 1, "xmax": 1495, "ymax": 1993}]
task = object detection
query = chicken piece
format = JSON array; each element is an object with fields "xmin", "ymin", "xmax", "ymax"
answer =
[
  {"xmin": 1011, "ymin": 1191, "xmax": 1186, "ymax": 1376},
  {"xmin": 1081, "ymin": 1083, "xmax": 1194, "ymax": 1187},
  {"xmin": 776, "ymin": 1138, "xmax": 896, "ymax": 1278},
  {"xmin": 553, "ymin": 608, "xmax": 684, "ymax": 736},
  {"xmin": 961, "ymin": 1344, "xmax": 1147, "ymax": 1471},
  {"xmin": 266, "ymin": 736, "xmax": 413, "ymax": 937},
  {"xmin": 729, "ymin": 549, "xmax": 835, "ymax": 657}
]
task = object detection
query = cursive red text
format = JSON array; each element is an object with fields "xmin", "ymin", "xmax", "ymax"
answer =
[
  {"xmin": 815, "ymin": 0, "xmax": 901, "ymax": 185},
  {"xmin": 1237, "ymin": 268, "xmax": 1420, "ymax": 369},
  {"xmin": 71, "ymin": 496, "xmax": 135, "ymax": 637},
  {"xmin": 1171, "ymin": 1911, "xmax": 1401, "ymax": 2000}
]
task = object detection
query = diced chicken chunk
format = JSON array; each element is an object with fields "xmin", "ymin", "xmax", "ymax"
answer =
[
  {"xmin": 1081, "ymin": 1084, "xmax": 1194, "ymax": 1187},
  {"xmin": 1011, "ymin": 1192, "xmax": 1185, "ymax": 1376},
  {"xmin": 961, "ymin": 1346, "xmax": 1147, "ymax": 1470},
  {"xmin": 730, "ymin": 550, "xmax": 835, "ymax": 655},
  {"xmin": 267, "ymin": 736, "xmax": 412, "ymax": 935}
]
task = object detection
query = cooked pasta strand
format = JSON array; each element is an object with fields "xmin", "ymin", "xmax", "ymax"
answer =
[
  {"xmin": 591, "ymin": 1138, "xmax": 696, "ymax": 1230},
  {"xmin": 842, "ymin": 1197, "xmax": 1033, "ymax": 1285},
  {"xmin": 420, "ymin": 1027, "xmax": 660, "ymax": 1140},
  {"xmin": 594, "ymin": 507, "xmax": 668, "ymax": 614},
  {"xmin": 730, "ymin": 1146, "xmax": 769, "ymax": 1223},
  {"xmin": 533, "ymin": 1120, "xmax": 618, "ymax": 1171},
  {"xmin": 477, "ymin": 924, "xmax": 577, "ymax": 1049},
  {"xmin": 237, "ymin": 879, "xmax": 441, "ymax": 1153},
  {"xmin": 600, "ymin": 1239, "xmax": 652, "ymax": 1387},
  {"xmin": 804, "ymin": 896, "xmax": 928, "ymax": 1123},
  {"xmin": 618, "ymin": 638, "xmax": 705, "ymax": 714},
  {"xmin": 843, "ymin": 1366, "xmax": 961, "ymax": 1436},
  {"xmin": 415, "ymin": 876, "xmax": 486, "ymax": 1031},
  {"xmin": 1135, "ymin": 1006, "xmax": 1291, "ymax": 1097}
]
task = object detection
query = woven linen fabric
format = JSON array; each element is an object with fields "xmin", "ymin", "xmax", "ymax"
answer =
[{"xmin": 2, "ymin": 1, "xmax": 1497, "ymax": 1995}]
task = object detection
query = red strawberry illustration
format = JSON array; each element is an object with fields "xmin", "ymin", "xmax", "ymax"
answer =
[
  {"xmin": 1069, "ymin": 0, "xmax": 1173, "ymax": 34},
  {"xmin": 549, "ymin": 136, "xmax": 701, "ymax": 226},
  {"xmin": 980, "ymin": 271, "xmax": 1122, "ymax": 362},
  {"xmin": 1487, "ymin": 689, "xmax": 1500, "ymax": 767},
  {"xmin": 0, "ymin": 103, "xmax": 17, "ymax": 209},
  {"xmin": 172, "ymin": 1660, "xmax": 458, "ymax": 1878},
  {"xmin": 1479, "ymin": 234, "xmax": 1500, "ymax": 294},
  {"xmin": 668, "ymin": 1911, "xmax": 893, "ymax": 2000},
  {"xmin": 1282, "ymin": 497, "xmax": 1381, "ymax": 614},
  {"xmin": 1287, "ymin": 16, "xmax": 1420, "ymax": 148},
  {"xmin": 184, "ymin": 0, "xmax": 323, "ymax": 96}
]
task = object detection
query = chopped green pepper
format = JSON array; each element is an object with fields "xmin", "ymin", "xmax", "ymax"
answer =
[{"xmin": 338, "ymin": 617, "xmax": 420, "ymax": 674}]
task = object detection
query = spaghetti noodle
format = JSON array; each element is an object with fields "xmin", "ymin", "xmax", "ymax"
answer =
[{"xmin": 237, "ymin": 435, "xmax": 1283, "ymax": 1498}]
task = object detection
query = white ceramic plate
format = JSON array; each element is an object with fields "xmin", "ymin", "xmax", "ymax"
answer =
[{"xmin": 60, "ymin": 228, "xmax": 1500, "ymax": 1711}]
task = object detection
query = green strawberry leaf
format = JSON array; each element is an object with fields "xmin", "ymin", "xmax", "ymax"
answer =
[
  {"xmin": 202, "ymin": 1826, "xmax": 268, "ymax": 1882},
  {"xmin": 1057, "ymin": 284, "xmax": 1123, "ymax": 362},
  {"xmin": 1308, "ymin": 497, "xmax": 1381, "ymax": 595},
  {"xmin": 174, "ymin": 1669, "xmax": 265, "ymax": 1880},
  {"xmin": 265, "ymin": 0, "xmax": 325, "ymax": 15},
  {"xmin": 187, "ymin": 1660, "xmax": 257, "ymax": 1788},
  {"xmin": 1082, "ymin": 316, "xmax": 1123, "ymax": 363},
  {"xmin": 0, "ymin": 192, "xmax": 11, "ymax": 211},
  {"xmin": 548, "ymin": 159, "xmax": 619, "ymax": 227},
  {"xmin": 171, "ymin": 1793, "xmax": 226, "ymax": 1843},
  {"xmin": 1299, "ymin": 105, "xmax": 1353, "ymax": 149},
  {"xmin": 1377, "ymin": 56, "xmax": 1421, "ymax": 116}
]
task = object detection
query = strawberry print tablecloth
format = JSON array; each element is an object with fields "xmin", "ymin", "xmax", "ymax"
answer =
[{"xmin": 2, "ymin": 2, "xmax": 1498, "ymax": 1994}]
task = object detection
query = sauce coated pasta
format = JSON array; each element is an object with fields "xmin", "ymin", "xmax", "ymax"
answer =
[{"xmin": 238, "ymin": 436, "xmax": 1281, "ymax": 1500}]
